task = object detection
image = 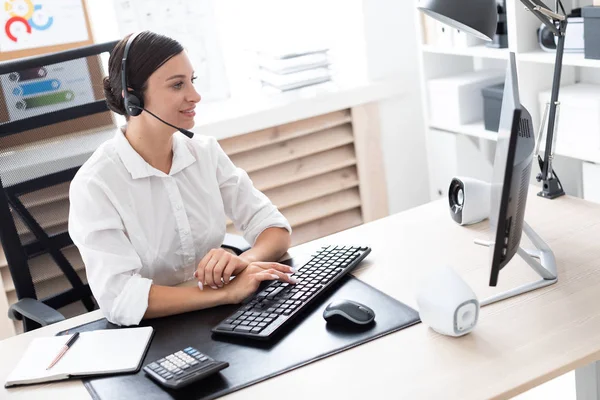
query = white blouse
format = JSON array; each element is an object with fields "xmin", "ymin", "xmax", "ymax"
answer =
[{"xmin": 68, "ymin": 128, "xmax": 291, "ymax": 326}]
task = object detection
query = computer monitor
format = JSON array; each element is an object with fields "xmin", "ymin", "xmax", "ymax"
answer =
[
  {"xmin": 479, "ymin": 53, "xmax": 559, "ymax": 306},
  {"xmin": 488, "ymin": 52, "xmax": 535, "ymax": 287}
]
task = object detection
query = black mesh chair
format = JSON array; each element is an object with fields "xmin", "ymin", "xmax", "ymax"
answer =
[{"xmin": 0, "ymin": 43, "xmax": 250, "ymax": 333}]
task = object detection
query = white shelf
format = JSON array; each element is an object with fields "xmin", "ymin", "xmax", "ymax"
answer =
[
  {"xmin": 422, "ymin": 44, "xmax": 509, "ymax": 60},
  {"xmin": 518, "ymin": 51, "xmax": 600, "ymax": 68},
  {"xmin": 555, "ymin": 146, "xmax": 600, "ymax": 164},
  {"xmin": 429, "ymin": 121, "xmax": 499, "ymax": 141},
  {"xmin": 430, "ymin": 122, "xmax": 600, "ymax": 163},
  {"xmin": 431, "ymin": 124, "xmax": 600, "ymax": 164}
]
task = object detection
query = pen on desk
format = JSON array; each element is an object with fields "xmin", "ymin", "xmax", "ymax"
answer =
[{"xmin": 46, "ymin": 332, "xmax": 80, "ymax": 370}]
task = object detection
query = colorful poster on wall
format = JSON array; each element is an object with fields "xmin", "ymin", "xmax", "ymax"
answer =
[
  {"xmin": 0, "ymin": 58, "xmax": 95, "ymax": 122},
  {"xmin": 0, "ymin": 0, "xmax": 89, "ymax": 52}
]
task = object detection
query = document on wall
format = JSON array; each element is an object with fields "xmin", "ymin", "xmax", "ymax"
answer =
[
  {"xmin": 0, "ymin": 0, "xmax": 89, "ymax": 52},
  {"xmin": 112, "ymin": 0, "xmax": 230, "ymax": 101}
]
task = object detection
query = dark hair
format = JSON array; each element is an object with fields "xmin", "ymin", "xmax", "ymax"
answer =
[{"xmin": 103, "ymin": 31, "xmax": 184, "ymax": 116}]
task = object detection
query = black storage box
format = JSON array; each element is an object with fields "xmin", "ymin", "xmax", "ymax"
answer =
[
  {"xmin": 482, "ymin": 83, "xmax": 504, "ymax": 132},
  {"xmin": 583, "ymin": 6, "xmax": 600, "ymax": 60}
]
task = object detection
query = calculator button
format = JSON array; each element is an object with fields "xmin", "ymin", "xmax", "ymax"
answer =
[
  {"xmin": 163, "ymin": 373, "xmax": 173, "ymax": 380},
  {"xmin": 157, "ymin": 358, "xmax": 166, "ymax": 363},
  {"xmin": 175, "ymin": 370, "xmax": 184, "ymax": 375},
  {"xmin": 184, "ymin": 347, "xmax": 193, "ymax": 352},
  {"xmin": 148, "ymin": 363, "xmax": 160, "ymax": 370},
  {"xmin": 181, "ymin": 364, "xmax": 190, "ymax": 369},
  {"xmin": 190, "ymin": 360, "xmax": 199, "ymax": 366},
  {"xmin": 176, "ymin": 351, "xmax": 186, "ymax": 358},
  {"xmin": 199, "ymin": 356, "xmax": 208, "ymax": 362}
]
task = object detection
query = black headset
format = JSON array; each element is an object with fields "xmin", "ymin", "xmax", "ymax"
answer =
[
  {"xmin": 121, "ymin": 31, "xmax": 144, "ymax": 117},
  {"xmin": 117, "ymin": 31, "xmax": 195, "ymax": 138}
]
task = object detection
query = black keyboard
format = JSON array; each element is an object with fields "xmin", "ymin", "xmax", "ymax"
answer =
[{"xmin": 212, "ymin": 245, "xmax": 371, "ymax": 340}]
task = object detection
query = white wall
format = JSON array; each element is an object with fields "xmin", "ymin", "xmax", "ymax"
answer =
[{"xmin": 360, "ymin": 0, "xmax": 430, "ymax": 214}]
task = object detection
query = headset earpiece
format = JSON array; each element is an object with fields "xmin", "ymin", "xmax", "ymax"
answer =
[
  {"xmin": 124, "ymin": 90, "xmax": 143, "ymax": 116},
  {"xmin": 121, "ymin": 31, "xmax": 144, "ymax": 117}
]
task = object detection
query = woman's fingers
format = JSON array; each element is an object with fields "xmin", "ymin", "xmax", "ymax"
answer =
[
  {"xmin": 253, "ymin": 271, "xmax": 285, "ymax": 283},
  {"xmin": 222, "ymin": 258, "xmax": 238, "ymax": 284},
  {"xmin": 256, "ymin": 268, "xmax": 298, "ymax": 284},
  {"xmin": 251, "ymin": 261, "xmax": 296, "ymax": 274},
  {"xmin": 203, "ymin": 256, "xmax": 219, "ymax": 289},
  {"xmin": 213, "ymin": 256, "xmax": 229, "ymax": 288},
  {"xmin": 195, "ymin": 252, "xmax": 213, "ymax": 283}
]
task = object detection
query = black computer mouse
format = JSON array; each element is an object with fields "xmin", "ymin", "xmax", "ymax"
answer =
[{"xmin": 323, "ymin": 299, "xmax": 375, "ymax": 326}]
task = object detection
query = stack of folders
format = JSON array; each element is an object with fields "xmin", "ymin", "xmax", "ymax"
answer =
[{"xmin": 256, "ymin": 47, "xmax": 332, "ymax": 92}]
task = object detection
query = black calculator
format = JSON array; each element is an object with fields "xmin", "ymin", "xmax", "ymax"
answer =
[{"xmin": 143, "ymin": 347, "xmax": 229, "ymax": 389}]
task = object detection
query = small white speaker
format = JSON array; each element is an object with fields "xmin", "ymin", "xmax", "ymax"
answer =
[
  {"xmin": 448, "ymin": 177, "xmax": 491, "ymax": 226},
  {"xmin": 416, "ymin": 265, "xmax": 480, "ymax": 337}
]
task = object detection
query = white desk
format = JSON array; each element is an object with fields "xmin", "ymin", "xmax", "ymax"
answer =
[{"xmin": 3, "ymin": 189, "xmax": 600, "ymax": 399}]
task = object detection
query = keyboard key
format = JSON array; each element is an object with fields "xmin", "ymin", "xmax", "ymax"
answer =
[
  {"xmin": 218, "ymin": 324, "xmax": 236, "ymax": 331},
  {"xmin": 267, "ymin": 286, "xmax": 285, "ymax": 299},
  {"xmin": 234, "ymin": 326, "xmax": 253, "ymax": 333},
  {"xmin": 251, "ymin": 327, "xmax": 262, "ymax": 334}
]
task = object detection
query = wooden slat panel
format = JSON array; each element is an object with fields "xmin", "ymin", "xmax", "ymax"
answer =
[
  {"xmin": 291, "ymin": 208, "xmax": 363, "ymax": 246},
  {"xmin": 250, "ymin": 144, "xmax": 357, "ymax": 192},
  {"xmin": 282, "ymin": 188, "xmax": 361, "ymax": 227},
  {"xmin": 264, "ymin": 166, "xmax": 359, "ymax": 210},
  {"xmin": 18, "ymin": 223, "xmax": 69, "ymax": 253},
  {"xmin": 1, "ymin": 245, "xmax": 84, "ymax": 293},
  {"xmin": 221, "ymin": 111, "xmax": 353, "ymax": 156},
  {"xmin": 226, "ymin": 180, "xmax": 361, "ymax": 228},
  {"xmin": 230, "ymin": 123, "xmax": 354, "ymax": 173},
  {"xmin": 12, "ymin": 198, "xmax": 69, "ymax": 236},
  {"xmin": 18, "ymin": 182, "xmax": 70, "ymax": 209},
  {"xmin": 6, "ymin": 268, "xmax": 88, "ymax": 307},
  {"xmin": 351, "ymin": 103, "xmax": 389, "ymax": 221},
  {"xmin": 219, "ymin": 110, "xmax": 352, "ymax": 156}
]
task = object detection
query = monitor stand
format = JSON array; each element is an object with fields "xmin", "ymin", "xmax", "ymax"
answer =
[{"xmin": 474, "ymin": 221, "xmax": 558, "ymax": 307}]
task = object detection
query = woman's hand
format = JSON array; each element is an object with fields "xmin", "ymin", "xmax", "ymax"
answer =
[
  {"xmin": 223, "ymin": 262, "xmax": 298, "ymax": 304},
  {"xmin": 195, "ymin": 248, "xmax": 253, "ymax": 290}
]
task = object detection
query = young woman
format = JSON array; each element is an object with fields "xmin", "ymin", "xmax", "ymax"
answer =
[{"xmin": 69, "ymin": 31, "xmax": 296, "ymax": 326}]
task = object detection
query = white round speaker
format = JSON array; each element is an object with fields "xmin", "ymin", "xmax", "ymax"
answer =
[
  {"xmin": 416, "ymin": 265, "xmax": 480, "ymax": 337},
  {"xmin": 448, "ymin": 177, "xmax": 491, "ymax": 226}
]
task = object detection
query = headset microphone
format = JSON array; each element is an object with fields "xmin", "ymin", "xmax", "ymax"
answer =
[
  {"xmin": 120, "ymin": 31, "xmax": 194, "ymax": 139},
  {"xmin": 129, "ymin": 104, "xmax": 194, "ymax": 139}
]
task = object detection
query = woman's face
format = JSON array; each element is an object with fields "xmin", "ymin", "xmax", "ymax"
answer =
[{"xmin": 142, "ymin": 51, "xmax": 201, "ymax": 131}]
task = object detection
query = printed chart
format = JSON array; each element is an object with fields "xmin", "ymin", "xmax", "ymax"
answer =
[
  {"xmin": 1, "ymin": 0, "xmax": 89, "ymax": 52},
  {"xmin": 1, "ymin": 57, "xmax": 94, "ymax": 122}
]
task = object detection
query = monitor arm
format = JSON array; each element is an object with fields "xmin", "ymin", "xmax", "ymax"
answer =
[
  {"xmin": 521, "ymin": 0, "xmax": 568, "ymax": 199},
  {"xmin": 474, "ymin": 221, "xmax": 557, "ymax": 306}
]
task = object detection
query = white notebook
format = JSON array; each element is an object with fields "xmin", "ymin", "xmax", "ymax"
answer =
[{"xmin": 5, "ymin": 327, "xmax": 154, "ymax": 388}]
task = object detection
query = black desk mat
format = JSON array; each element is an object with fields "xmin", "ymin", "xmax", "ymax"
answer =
[{"xmin": 58, "ymin": 264, "xmax": 420, "ymax": 400}]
